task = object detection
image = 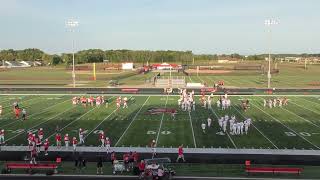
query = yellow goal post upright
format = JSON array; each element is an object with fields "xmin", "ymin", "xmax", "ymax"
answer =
[{"xmin": 93, "ymin": 63, "xmax": 96, "ymax": 81}]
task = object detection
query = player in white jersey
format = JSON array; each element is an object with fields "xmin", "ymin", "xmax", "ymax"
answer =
[
  {"xmin": 106, "ymin": 137, "xmax": 111, "ymax": 153},
  {"xmin": 240, "ymin": 122, "xmax": 244, "ymax": 135},
  {"xmin": 221, "ymin": 100, "xmax": 226, "ymax": 110},
  {"xmin": 201, "ymin": 123, "xmax": 206, "ymax": 133},
  {"xmin": 218, "ymin": 117, "xmax": 223, "ymax": 130},
  {"xmin": 207, "ymin": 118, "xmax": 212, "ymax": 127},
  {"xmin": 123, "ymin": 97, "xmax": 128, "ymax": 108},
  {"xmin": 192, "ymin": 101, "xmax": 196, "ymax": 111},
  {"xmin": 232, "ymin": 124, "xmax": 237, "ymax": 135},
  {"xmin": 224, "ymin": 115, "xmax": 229, "ymax": 121},
  {"xmin": 236, "ymin": 123, "xmax": 241, "ymax": 135},
  {"xmin": 79, "ymin": 128, "xmax": 85, "ymax": 144},
  {"xmin": 216, "ymin": 100, "xmax": 220, "ymax": 108},
  {"xmin": 0, "ymin": 105, "xmax": 2, "ymax": 116},
  {"xmin": 222, "ymin": 120, "xmax": 227, "ymax": 133},
  {"xmin": 244, "ymin": 121, "xmax": 249, "ymax": 135},
  {"xmin": 263, "ymin": 99, "xmax": 267, "ymax": 107},
  {"xmin": 203, "ymin": 99, "xmax": 207, "ymax": 109},
  {"xmin": 207, "ymin": 96, "xmax": 212, "ymax": 109},
  {"xmin": 246, "ymin": 118, "xmax": 252, "ymax": 127},
  {"xmin": 229, "ymin": 118, "xmax": 235, "ymax": 132},
  {"xmin": 268, "ymin": 99, "xmax": 273, "ymax": 108},
  {"xmin": 273, "ymin": 99, "xmax": 277, "ymax": 107}
]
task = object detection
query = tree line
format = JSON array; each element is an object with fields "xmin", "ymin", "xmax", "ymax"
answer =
[{"xmin": 1, "ymin": 48, "xmax": 319, "ymax": 66}]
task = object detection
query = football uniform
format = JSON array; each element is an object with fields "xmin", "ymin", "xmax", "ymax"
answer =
[
  {"xmin": 64, "ymin": 135, "xmax": 69, "ymax": 148},
  {"xmin": 55, "ymin": 134, "xmax": 61, "ymax": 148},
  {"xmin": 72, "ymin": 138, "xmax": 78, "ymax": 151},
  {"xmin": 38, "ymin": 129, "xmax": 44, "ymax": 141},
  {"xmin": 0, "ymin": 130, "xmax": 4, "ymax": 144},
  {"xmin": 79, "ymin": 129, "xmax": 85, "ymax": 144},
  {"xmin": 99, "ymin": 133, "xmax": 105, "ymax": 147},
  {"xmin": 43, "ymin": 140, "xmax": 49, "ymax": 155},
  {"xmin": 106, "ymin": 138, "xmax": 111, "ymax": 153},
  {"xmin": 0, "ymin": 105, "xmax": 2, "ymax": 115}
]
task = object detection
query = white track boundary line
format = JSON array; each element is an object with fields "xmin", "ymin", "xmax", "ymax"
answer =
[
  {"xmin": 156, "ymin": 96, "xmax": 168, "ymax": 144},
  {"xmin": 85, "ymin": 96, "xmax": 133, "ymax": 140},
  {"xmin": 251, "ymin": 101, "xmax": 320, "ymax": 150},
  {"xmin": 115, "ymin": 96, "xmax": 150, "ymax": 147},
  {"xmin": 6, "ymin": 106, "xmax": 75, "ymax": 142},
  {"xmin": 44, "ymin": 107, "xmax": 98, "ymax": 141},
  {"xmin": 209, "ymin": 107, "xmax": 237, "ymax": 149},
  {"xmin": 232, "ymin": 104, "xmax": 279, "ymax": 149},
  {"xmin": 188, "ymin": 111, "xmax": 197, "ymax": 148},
  {"xmin": 0, "ymin": 98, "xmax": 69, "ymax": 129},
  {"xmin": 290, "ymin": 100, "xmax": 320, "ymax": 116}
]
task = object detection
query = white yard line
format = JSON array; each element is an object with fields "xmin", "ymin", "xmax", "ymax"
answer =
[
  {"xmin": 85, "ymin": 96, "xmax": 133, "ymax": 140},
  {"xmin": 188, "ymin": 111, "xmax": 197, "ymax": 148},
  {"xmin": 196, "ymin": 76, "xmax": 204, "ymax": 84},
  {"xmin": 0, "ymin": 98, "xmax": 69, "ymax": 129},
  {"xmin": 115, "ymin": 96, "xmax": 150, "ymax": 147},
  {"xmin": 232, "ymin": 104, "xmax": 279, "ymax": 149},
  {"xmin": 156, "ymin": 96, "xmax": 169, "ymax": 144},
  {"xmin": 209, "ymin": 108, "xmax": 237, "ymax": 149},
  {"xmin": 6, "ymin": 106, "xmax": 75, "ymax": 142},
  {"xmin": 188, "ymin": 76, "xmax": 193, "ymax": 83},
  {"xmin": 251, "ymin": 102, "xmax": 320, "ymax": 150},
  {"xmin": 44, "ymin": 107, "xmax": 98, "ymax": 141},
  {"xmin": 290, "ymin": 100, "xmax": 320, "ymax": 116}
]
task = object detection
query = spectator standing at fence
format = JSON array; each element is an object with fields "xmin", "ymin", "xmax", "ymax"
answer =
[
  {"xmin": 111, "ymin": 151, "xmax": 116, "ymax": 165},
  {"xmin": 138, "ymin": 160, "xmax": 145, "ymax": 174},
  {"xmin": 0, "ymin": 129, "xmax": 4, "ymax": 145},
  {"xmin": 176, "ymin": 145, "xmax": 186, "ymax": 162},
  {"xmin": 73, "ymin": 137, "xmax": 78, "ymax": 152},
  {"xmin": 96, "ymin": 156, "xmax": 103, "ymax": 174},
  {"xmin": 133, "ymin": 151, "xmax": 139, "ymax": 164},
  {"xmin": 123, "ymin": 152, "xmax": 130, "ymax": 172}
]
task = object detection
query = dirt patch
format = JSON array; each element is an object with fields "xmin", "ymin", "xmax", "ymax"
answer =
[{"xmin": 186, "ymin": 69, "xmax": 232, "ymax": 74}]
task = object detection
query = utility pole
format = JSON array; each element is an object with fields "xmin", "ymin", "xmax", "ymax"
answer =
[{"xmin": 66, "ymin": 19, "xmax": 79, "ymax": 88}]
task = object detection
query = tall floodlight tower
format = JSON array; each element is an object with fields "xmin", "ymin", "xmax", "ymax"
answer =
[
  {"xmin": 264, "ymin": 19, "xmax": 279, "ymax": 89},
  {"xmin": 66, "ymin": 19, "xmax": 79, "ymax": 88}
]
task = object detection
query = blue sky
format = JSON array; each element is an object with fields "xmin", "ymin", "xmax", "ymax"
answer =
[{"xmin": 0, "ymin": 0, "xmax": 319, "ymax": 54}]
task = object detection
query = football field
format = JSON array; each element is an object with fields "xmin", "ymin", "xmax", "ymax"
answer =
[{"xmin": 1, "ymin": 94, "xmax": 320, "ymax": 150}]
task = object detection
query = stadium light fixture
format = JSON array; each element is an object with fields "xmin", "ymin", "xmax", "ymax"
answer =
[
  {"xmin": 66, "ymin": 19, "xmax": 79, "ymax": 88},
  {"xmin": 264, "ymin": 19, "xmax": 279, "ymax": 89}
]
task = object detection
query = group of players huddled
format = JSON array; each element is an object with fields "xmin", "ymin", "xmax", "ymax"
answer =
[{"xmin": 72, "ymin": 96, "xmax": 130, "ymax": 109}]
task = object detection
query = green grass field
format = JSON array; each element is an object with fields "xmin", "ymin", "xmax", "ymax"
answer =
[
  {"xmin": 1, "ymin": 94, "xmax": 320, "ymax": 150},
  {"xmin": 1, "ymin": 63, "xmax": 320, "ymax": 88}
]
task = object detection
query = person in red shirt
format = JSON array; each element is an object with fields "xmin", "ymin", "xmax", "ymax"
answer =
[
  {"xmin": 38, "ymin": 128, "xmax": 44, "ymax": 141},
  {"xmin": 138, "ymin": 160, "xmax": 145, "ymax": 175},
  {"xmin": 64, "ymin": 134, "xmax": 69, "ymax": 148},
  {"xmin": 14, "ymin": 108, "xmax": 20, "ymax": 119},
  {"xmin": 55, "ymin": 133, "xmax": 61, "ymax": 148},
  {"xmin": 72, "ymin": 137, "xmax": 78, "ymax": 151},
  {"xmin": 176, "ymin": 144, "xmax": 186, "ymax": 162},
  {"xmin": 43, "ymin": 139, "xmax": 49, "ymax": 156},
  {"xmin": 27, "ymin": 132, "xmax": 33, "ymax": 149},
  {"xmin": 111, "ymin": 151, "xmax": 116, "ymax": 165},
  {"xmin": 133, "ymin": 151, "xmax": 139, "ymax": 163},
  {"xmin": 123, "ymin": 153, "xmax": 130, "ymax": 172}
]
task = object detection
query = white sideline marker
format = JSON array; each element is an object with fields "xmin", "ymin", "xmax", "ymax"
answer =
[{"xmin": 115, "ymin": 96, "xmax": 150, "ymax": 147}]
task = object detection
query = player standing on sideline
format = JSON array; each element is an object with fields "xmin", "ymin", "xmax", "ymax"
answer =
[
  {"xmin": 176, "ymin": 145, "xmax": 186, "ymax": 162},
  {"xmin": 64, "ymin": 134, "xmax": 69, "ymax": 148},
  {"xmin": 99, "ymin": 132, "xmax": 105, "ymax": 147},
  {"xmin": 207, "ymin": 117, "xmax": 212, "ymax": 127},
  {"xmin": 22, "ymin": 109, "xmax": 27, "ymax": 121},
  {"xmin": 106, "ymin": 137, "xmax": 111, "ymax": 153},
  {"xmin": 0, "ymin": 129, "xmax": 4, "ymax": 145},
  {"xmin": 263, "ymin": 99, "xmax": 267, "ymax": 107},
  {"xmin": 30, "ymin": 146, "xmax": 37, "ymax": 164},
  {"xmin": 38, "ymin": 128, "xmax": 44, "ymax": 141},
  {"xmin": 55, "ymin": 133, "xmax": 61, "ymax": 148},
  {"xmin": 79, "ymin": 128, "xmax": 85, "ymax": 144},
  {"xmin": 14, "ymin": 106, "xmax": 20, "ymax": 119},
  {"xmin": 35, "ymin": 136, "xmax": 41, "ymax": 153},
  {"xmin": 27, "ymin": 132, "xmax": 33, "ymax": 149},
  {"xmin": 43, "ymin": 139, "xmax": 49, "ymax": 156},
  {"xmin": 0, "ymin": 105, "xmax": 2, "ymax": 116},
  {"xmin": 72, "ymin": 137, "xmax": 78, "ymax": 151},
  {"xmin": 201, "ymin": 122, "xmax": 206, "ymax": 133},
  {"xmin": 151, "ymin": 139, "xmax": 157, "ymax": 158}
]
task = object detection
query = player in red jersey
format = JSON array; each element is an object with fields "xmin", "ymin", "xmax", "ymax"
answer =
[
  {"xmin": 133, "ymin": 151, "xmax": 139, "ymax": 163},
  {"xmin": 111, "ymin": 151, "xmax": 116, "ymax": 165},
  {"xmin": 64, "ymin": 134, "xmax": 69, "ymax": 148},
  {"xmin": 38, "ymin": 128, "xmax": 44, "ymax": 141},
  {"xmin": 55, "ymin": 133, "xmax": 61, "ymax": 148},
  {"xmin": 72, "ymin": 137, "xmax": 78, "ymax": 151},
  {"xmin": 30, "ymin": 146, "xmax": 37, "ymax": 164},
  {"xmin": 43, "ymin": 139, "xmax": 49, "ymax": 156},
  {"xmin": 81, "ymin": 96, "xmax": 87, "ymax": 107},
  {"xmin": 123, "ymin": 152, "xmax": 130, "ymax": 172},
  {"xmin": 14, "ymin": 107, "xmax": 20, "ymax": 119},
  {"xmin": 99, "ymin": 131, "xmax": 105, "ymax": 147},
  {"xmin": 176, "ymin": 144, "xmax": 186, "ymax": 162},
  {"xmin": 27, "ymin": 132, "xmax": 33, "ymax": 149}
]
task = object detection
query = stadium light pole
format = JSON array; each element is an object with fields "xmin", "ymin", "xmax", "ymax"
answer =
[
  {"xmin": 264, "ymin": 19, "xmax": 279, "ymax": 89},
  {"xmin": 66, "ymin": 19, "xmax": 79, "ymax": 88}
]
